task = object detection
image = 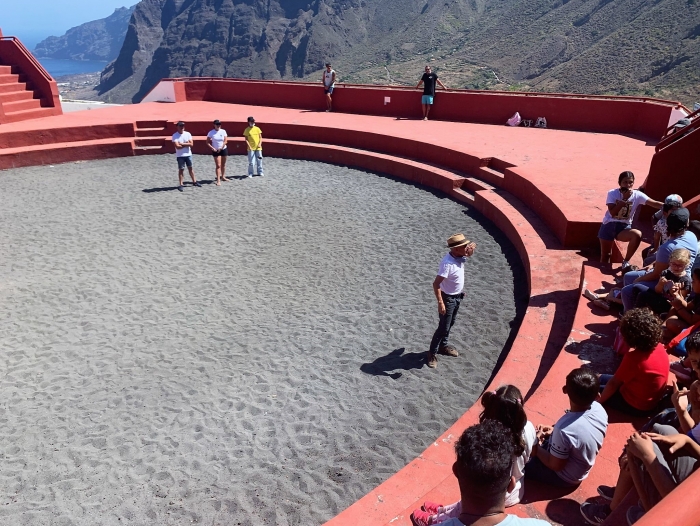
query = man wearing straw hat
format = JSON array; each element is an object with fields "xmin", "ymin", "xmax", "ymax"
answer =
[{"xmin": 427, "ymin": 233, "xmax": 477, "ymax": 368}]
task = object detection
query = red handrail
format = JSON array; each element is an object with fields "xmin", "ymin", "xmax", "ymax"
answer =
[
  {"xmin": 655, "ymin": 109, "xmax": 700, "ymax": 152},
  {"xmin": 0, "ymin": 36, "xmax": 53, "ymax": 82}
]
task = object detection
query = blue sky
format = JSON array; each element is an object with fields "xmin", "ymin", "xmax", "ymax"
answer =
[{"xmin": 2, "ymin": 1, "xmax": 135, "ymax": 48}]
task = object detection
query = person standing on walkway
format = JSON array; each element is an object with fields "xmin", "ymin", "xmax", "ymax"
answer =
[
  {"xmin": 322, "ymin": 63, "xmax": 336, "ymax": 112},
  {"xmin": 207, "ymin": 119, "xmax": 229, "ymax": 186},
  {"xmin": 243, "ymin": 117, "xmax": 264, "ymax": 178},
  {"xmin": 416, "ymin": 65, "xmax": 446, "ymax": 120},
  {"xmin": 172, "ymin": 121, "xmax": 200, "ymax": 192},
  {"xmin": 427, "ymin": 233, "xmax": 476, "ymax": 368}
]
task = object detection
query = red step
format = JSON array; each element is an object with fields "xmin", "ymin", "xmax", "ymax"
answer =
[
  {"xmin": 0, "ymin": 73, "xmax": 21, "ymax": 84},
  {"xmin": 0, "ymin": 82, "xmax": 28, "ymax": 94},
  {"xmin": 2, "ymin": 107, "xmax": 58, "ymax": 123},
  {"xmin": 0, "ymin": 65, "xmax": 14, "ymax": 75},
  {"xmin": 0, "ymin": 90, "xmax": 35, "ymax": 103},
  {"xmin": 135, "ymin": 128, "xmax": 169, "ymax": 137},
  {"xmin": 3, "ymin": 98, "xmax": 42, "ymax": 112}
]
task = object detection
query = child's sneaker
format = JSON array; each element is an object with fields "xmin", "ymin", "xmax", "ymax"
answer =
[
  {"xmin": 580, "ymin": 502, "xmax": 610, "ymax": 524},
  {"xmin": 422, "ymin": 501, "xmax": 442, "ymax": 514},
  {"xmin": 597, "ymin": 485, "xmax": 615, "ymax": 501},
  {"xmin": 410, "ymin": 509, "xmax": 434, "ymax": 526}
]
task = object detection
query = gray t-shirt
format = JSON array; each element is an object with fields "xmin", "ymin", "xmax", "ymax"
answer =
[{"xmin": 548, "ymin": 401, "xmax": 608, "ymax": 485}]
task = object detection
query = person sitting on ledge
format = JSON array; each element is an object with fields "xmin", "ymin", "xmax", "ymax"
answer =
[
  {"xmin": 411, "ymin": 385, "xmax": 537, "ymax": 526},
  {"xmin": 411, "ymin": 420, "xmax": 551, "ymax": 526},
  {"xmin": 597, "ymin": 171, "xmax": 663, "ymax": 269},
  {"xmin": 525, "ymin": 367, "xmax": 608, "ymax": 489},
  {"xmin": 598, "ymin": 308, "xmax": 670, "ymax": 417}
]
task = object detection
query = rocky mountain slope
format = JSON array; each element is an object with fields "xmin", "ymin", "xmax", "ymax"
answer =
[
  {"xmin": 94, "ymin": 0, "xmax": 699, "ymax": 105},
  {"xmin": 33, "ymin": 6, "xmax": 136, "ymax": 62}
]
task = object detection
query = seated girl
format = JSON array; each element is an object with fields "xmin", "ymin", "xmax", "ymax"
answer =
[
  {"xmin": 636, "ymin": 249, "xmax": 692, "ymax": 316},
  {"xmin": 598, "ymin": 308, "xmax": 670, "ymax": 417},
  {"xmin": 663, "ymin": 267, "xmax": 700, "ymax": 343},
  {"xmin": 410, "ymin": 385, "xmax": 536, "ymax": 526}
]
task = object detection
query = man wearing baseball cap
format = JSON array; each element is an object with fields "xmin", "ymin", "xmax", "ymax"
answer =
[
  {"xmin": 427, "ymin": 233, "xmax": 477, "ymax": 368},
  {"xmin": 644, "ymin": 194, "xmax": 684, "ymax": 265}
]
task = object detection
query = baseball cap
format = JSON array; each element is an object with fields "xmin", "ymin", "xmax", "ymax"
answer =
[
  {"xmin": 674, "ymin": 118, "xmax": 692, "ymax": 128},
  {"xmin": 667, "ymin": 207, "xmax": 690, "ymax": 231},
  {"xmin": 664, "ymin": 194, "xmax": 683, "ymax": 207}
]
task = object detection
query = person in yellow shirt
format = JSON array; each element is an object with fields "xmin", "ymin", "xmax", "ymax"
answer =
[{"xmin": 243, "ymin": 116, "xmax": 263, "ymax": 178}]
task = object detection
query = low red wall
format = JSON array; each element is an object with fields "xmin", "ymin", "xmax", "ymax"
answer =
[
  {"xmin": 0, "ymin": 37, "xmax": 62, "ymax": 118},
  {"xmin": 165, "ymin": 78, "xmax": 680, "ymax": 140},
  {"xmin": 643, "ymin": 127, "xmax": 700, "ymax": 204}
]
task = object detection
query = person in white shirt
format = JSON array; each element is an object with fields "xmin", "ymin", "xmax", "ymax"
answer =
[
  {"xmin": 427, "ymin": 233, "xmax": 476, "ymax": 368},
  {"xmin": 411, "ymin": 420, "xmax": 552, "ymax": 526},
  {"xmin": 172, "ymin": 121, "xmax": 200, "ymax": 192},
  {"xmin": 597, "ymin": 171, "xmax": 663, "ymax": 268},
  {"xmin": 206, "ymin": 119, "xmax": 229, "ymax": 186},
  {"xmin": 322, "ymin": 63, "xmax": 336, "ymax": 112}
]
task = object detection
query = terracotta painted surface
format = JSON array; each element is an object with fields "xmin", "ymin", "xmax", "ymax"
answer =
[
  {"xmin": 0, "ymin": 98, "xmax": 695, "ymax": 525},
  {"xmin": 0, "ymin": 101, "xmax": 660, "ymax": 247}
]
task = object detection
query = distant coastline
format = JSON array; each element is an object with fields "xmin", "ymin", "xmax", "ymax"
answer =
[{"xmin": 35, "ymin": 57, "xmax": 107, "ymax": 78}]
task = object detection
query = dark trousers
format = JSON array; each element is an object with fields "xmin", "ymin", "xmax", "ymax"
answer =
[{"xmin": 429, "ymin": 292, "xmax": 462, "ymax": 353}]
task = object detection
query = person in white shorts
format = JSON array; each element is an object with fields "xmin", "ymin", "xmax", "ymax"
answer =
[{"xmin": 322, "ymin": 63, "xmax": 336, "ymax": 112}]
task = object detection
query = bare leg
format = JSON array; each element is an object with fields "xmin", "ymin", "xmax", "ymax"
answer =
[
  {"xmin": 422, "ymin": 104, "xmax": 428, "ymax": 119},
  {"xmin": 178, "ymin": 169, "xmax": 184, "ymax": 187},
  {"xmin": 326, "ymin": 93, "xmax": 332, "ymax": 111},
  {"xmin": 617, "ymin": 228, "xmax": 642, "ymax": 261},
  {"xmin": 221, "ymin": 156, "xmax": 228, "ymax": 181},
  {"xmin": 611, "ymin": 459, "xmax": 635, "ymax": 511},
  {"xmin": 599, "ymin": 238, "xmax": 613, "ymax": 263},
  {"xmin": 188, "ymin": 166, "xmax": 197, "ymax": 184},
  {"xmin": 628, "ymin": 456, "xmax": 655, "ymax": 512},
  {"xmin": 214, "ymin": 156, "xmax": 222, "ymax": 185}
]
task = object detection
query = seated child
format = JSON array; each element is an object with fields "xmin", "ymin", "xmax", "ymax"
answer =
[
  {"xmin": 663, "ymin": 267, "xmax": 700, "ymax": 343},
  {"xmin": 637, "ymin": 248, "xmax": 692, "ymax": 315},
  {"xmin": 643, "ymin": 195, "xmax": 683, "ymax": 266},
  {"xmin": 598, "ymin": 308, "xmax": 670, "ymax": 417},
  {"xmin": 411, "ymin": 385, "xmax": 537, "ymax": 525},
  {"xmin": 525, "ymin": 367, "xmax": 608, "ymax": 488}
]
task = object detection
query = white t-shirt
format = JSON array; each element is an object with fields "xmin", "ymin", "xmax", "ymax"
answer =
[
  {"xmin": 505, "ymin": 421, "xmax": 538, "ymax": 507},
  {"xmin": 437, "ymin": 253, "xmax": 466, "ymax": 295},
  {"xmin": 602, "ymin": 189, "xmax": 649, "ymax": 225},
  {"xmin": 172, "ymin": 131, "xmax": 193, "ymax": 157},
  {"xmin": 206, "ymin": 128, "xmax": 227, "ymax": 150},
  {"xmin": 324, "ymin": 69, "xmax": 335, "ymax": 87},
  {"xmin": 440, "ymin": 515, "xmax": 551, "ymax": 526},
  {"xmin": 548, "ymin": 401, "xmax": 608, "ymax": 485}
]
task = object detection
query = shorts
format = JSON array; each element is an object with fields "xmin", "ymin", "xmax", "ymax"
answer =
[
  {"xmin": 211, "ymin": 148, "xmax": 228, "ymax": 157},
  {"xmin": 177, "ymin": 156, "xmax": 193, "ymax": 169},
  {"xmin": 324, "ymin": 86, "xmax": 334, "ymax": 95},
  {"xmin": 422, "ymin": 95, "xmax": 434, "ymax": 105},
  {"xmin": 598, "ymin": 221, "xmax": 630, "ymax": 241}
]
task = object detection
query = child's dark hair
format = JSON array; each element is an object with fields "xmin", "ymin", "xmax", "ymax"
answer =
[
  {"xmin": 686, "ymin": 332, "xmax": 700, "ymax": 354},
  {"xmin": 620, "ymin": 308, "xmax": 662, "ymax": 352},
  {"xmin": 618, "ymin": 171, "xmax": 634, "ymax": 184},
  {"xmin": 565, "ymin": 367, "xmax": 600, "ymax": 407},
  {"xmin": 479, "ymin": 385, "xmax": 526, "ymax": 457}
]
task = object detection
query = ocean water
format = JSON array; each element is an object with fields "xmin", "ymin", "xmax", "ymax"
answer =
[{"xmin": 35, "ymin": 58, "xmax": 108, "ymax": 78}]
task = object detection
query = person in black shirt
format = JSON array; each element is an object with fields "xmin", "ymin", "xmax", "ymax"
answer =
[{"xmin": 415, "ymin": 65, "xmax": 447, "ymax": 120}]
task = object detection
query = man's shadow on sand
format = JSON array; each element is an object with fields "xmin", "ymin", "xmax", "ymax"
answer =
[{"xmin": 360, "ymin": 347, "xmax": 425, "ymax": 379}]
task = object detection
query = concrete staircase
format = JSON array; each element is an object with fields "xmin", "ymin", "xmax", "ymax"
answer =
[{"xmin": 0, "ymin": 63, "xmax": 57, "ymax": 123}]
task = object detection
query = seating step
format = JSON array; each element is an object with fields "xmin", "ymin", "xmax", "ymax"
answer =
[
  {"xmin": 0, "ymin": 82, "xmax": 28, "ymax": 94},
  {"xmin": 135, "ymin": 120, "xmax": 169, "ymax": 129},
  {"xmin": 0, "ymin": 90, "xmax": 35, "ymax": 103},
  {"xmin": 0, "ymin": 65, "xmax": 14, "ymax": 75},
  {"xmin": 0, "ymin": 73, "xmax": 21, "ymax": 84},
  {"xmin": 135, "ymin": 128, "xmax": 169, "ymax": 137},
  {"xmin": 3, "ymin": 98, "xmax": 43, "ymax": 112},
  {"xmin": 1, "ymin": 107, "xmax": 57, "ymax": 123}
]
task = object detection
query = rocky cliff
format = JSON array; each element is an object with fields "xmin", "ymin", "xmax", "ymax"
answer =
[
  {"xmin": 33, "ymin": 6, "xmax": 136, "ymax": 62},
  {"xmin": 95, "ymin": 0, "xmax": 699, "ymax": 104}
]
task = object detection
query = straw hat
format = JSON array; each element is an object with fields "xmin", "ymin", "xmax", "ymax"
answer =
[{"xmin": 447, "ymin": 233, "xmax": 471, "ymax": 248}]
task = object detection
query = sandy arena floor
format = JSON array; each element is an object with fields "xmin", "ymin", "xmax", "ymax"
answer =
[{"xmin": 0, "ymin": 155, "xmax": 527, "ymax": 525}]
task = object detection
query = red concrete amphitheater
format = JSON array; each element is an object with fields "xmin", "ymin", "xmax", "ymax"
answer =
[{"xmin": 1, "ymin": 29, "xmax": 699, "ymax": 526}]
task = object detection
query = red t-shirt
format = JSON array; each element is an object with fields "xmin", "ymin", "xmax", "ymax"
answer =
[{"xmin": 615, "ymin": 343, "xmax": 670, "ymax": 411}]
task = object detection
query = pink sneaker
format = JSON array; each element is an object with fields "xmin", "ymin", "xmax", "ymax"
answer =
[
  {"xmin": 422, "ymin": 501, "xmax": 442, "ymax": 514},
  {"xmin": 411, "ymin": 509, "xmax": 434, "ymax": 526}
]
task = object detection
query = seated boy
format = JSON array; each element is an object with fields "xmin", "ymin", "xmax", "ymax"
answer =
[
  {"xmin": 525, "ymin": 367, "xmax": 608, "ymax": 488},
  {"xmin": 414, "ymin": 420, "xmax": 551, "ymax": 526}
]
